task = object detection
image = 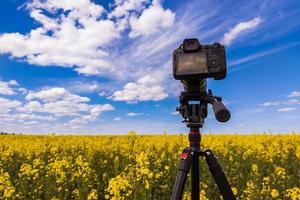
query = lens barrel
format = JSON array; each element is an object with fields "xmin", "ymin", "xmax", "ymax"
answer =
[
  {"xmin": 182, "ymin": 79, "xmax": 207, "ymax": 93},
  {"xmin": 212, "ymin": 101, "xmax": 230, "ymax": 122}
]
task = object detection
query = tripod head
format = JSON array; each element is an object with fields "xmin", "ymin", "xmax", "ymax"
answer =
[{"xmin": 176, "ymin": 79, "xmax": 230, "ymax": 128}]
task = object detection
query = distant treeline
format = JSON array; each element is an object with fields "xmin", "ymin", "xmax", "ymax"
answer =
[{"xmin": 0, "ymin": 132, "xmax": 22, "ymax": 135}]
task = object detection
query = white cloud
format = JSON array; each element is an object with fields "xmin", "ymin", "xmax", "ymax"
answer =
[
  {"xmin": 222, "ymin": 17, "xmax": 262, "ymax": 45},
  {"xmin": 20, "ymin": 101, "xmax": 84, "ymax": 116},
  {"xmin": 8, "ymin": 80, "xmax": 19, "ymax": 86},
  {"xmin": 287, "ymin": 91, "xmax": 300, "ymax": 98},
  {"xmin": 90, "ymin": 104, "xmax": 115, "ymax": 115},
  {"xmin": 66, "ymin": 81, "xmax": 100, "ymax": 93},
  {"xmin": 0, "ymin": 79, "xmax": 20, "ymax": 95},
  {"xmin": 20, "ymin": 87, "xmax": 114, "ymax": 117},
  {"xmin": 17, "ymin": 88, "xmax": 28, "ymax": 94},
  {"xmin": 0, "ymin": 97, "xmax": 22, "ymax": 113},
  {"xmin": 109, "ymin": 62, "xmax": 169, "ymax": 103},
  {"xmin": 69, "ymin": 116, "xmax": 91, "ymax": 126},
  {"xmin": 277, "ymin": 107, "xmax": 296, "ymax": 112},
  {"xmin": 26, "ymin": 87, "xmax": 89, "ymax": 103},
  {"xmin": 99, "ymin": 92, "xmax": 106, "ymax": 97},
  {"xmin": 126, "ymin": 112, "xmax": 143, "ymax": 116},
  {"xmin": 27, "ymin": 0, "xmax": 105, "ymax": 16},
  {"xmin": 68, "ymin": 106, "xmax": 114, "ymax": 126},
  {"xmin": 262, "ymin": 101, "xmax": 280, "ymax": 107},
  {"xmin": 17, "ymin": 101, "xmax": 42, "ymax": 113},
  {"xmin": 114, "ymin": 117, "xmax": 121, "ymax": 121},
  {"xmin": 14, "ymin": 113, "xmax": 57, "ymax": 121},
  {"xmin": 23, "ymin": 121, "xmax": 39, "ymax": 125},
  {"xmin": 109, "ymin": 0, "xmax": 149, "ymax": 18},
  {"xmin": 171, "ymin": 111, "xmax": 179, "ymax": 115},
  {"xmin": 129, "ymin": 2, "xmax": 175, "ymax": 38},
  {"xmin": 109, "ymin": 80, "xmax": 168, "ymax": 103},
  {"xmin": 287, "ymin": 99, "xmax": 300, "ymax": 105}
]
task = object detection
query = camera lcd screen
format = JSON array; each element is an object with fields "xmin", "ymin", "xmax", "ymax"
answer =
[{"xmin": 176, "ymin": 52, "xmax": 207, "ymax": 75}]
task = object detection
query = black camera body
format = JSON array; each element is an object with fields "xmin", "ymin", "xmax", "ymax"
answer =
[{"xmin": 173, "ymin": 38, "xmax": 227, "ymax": 80}]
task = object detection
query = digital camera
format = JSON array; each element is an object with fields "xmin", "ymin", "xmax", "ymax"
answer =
[{"xmin": 173, "ymin": 38, "xmax": 227, "ymax": 80}]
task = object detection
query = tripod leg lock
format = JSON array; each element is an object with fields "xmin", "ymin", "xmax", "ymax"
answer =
[{"xmin": 178, "ymin": 148, "xmax": 193, "ymax": 172}]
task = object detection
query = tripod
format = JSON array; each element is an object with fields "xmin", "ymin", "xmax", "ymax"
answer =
[{"xmin": 171, "ymin": 87, "xmax": 236, "ymax": 200}]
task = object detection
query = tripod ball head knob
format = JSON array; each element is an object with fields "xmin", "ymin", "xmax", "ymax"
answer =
[{"xmin": 212, "ymin": 101, "xmax": 231, "ymax": 122}]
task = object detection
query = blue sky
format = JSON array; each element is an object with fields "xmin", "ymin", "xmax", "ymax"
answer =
[{"xmin": 0, "ymin": 0, "xmax": 300, "ymax": 134}]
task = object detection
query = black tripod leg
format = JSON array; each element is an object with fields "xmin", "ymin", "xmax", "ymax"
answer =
[
  {"xmin": 171, "ymin": 148, "xmax": 193, "ymax": 200},
  {"xmin": 191, "ymin": 153, "xmax": 199, "ymax": 200},
  {"xmin": 204, "ymin": 150, "xmax": 236, "ymax": 200}
]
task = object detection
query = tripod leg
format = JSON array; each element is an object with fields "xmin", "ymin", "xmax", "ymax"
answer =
[
  {"xmin": 204, "ymin": 150, "xmax": 236, "ymax": 200},
  {"xmin": 191, "ymin": 151, "xmax": 199, "ymax": 200},
  {"xmin": 171, "ymin": 148, "xmax": 193, "ymax": 200}
]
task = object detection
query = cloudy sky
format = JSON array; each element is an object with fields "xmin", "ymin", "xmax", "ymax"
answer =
[{"xmin": 0, "ymin": 0, "xmax": 300, "ymax": 134}]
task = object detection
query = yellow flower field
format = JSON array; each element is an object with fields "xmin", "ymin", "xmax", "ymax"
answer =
[{"xmin": 0, "ymin": 133, "xmax": 299, "ymax": 200}]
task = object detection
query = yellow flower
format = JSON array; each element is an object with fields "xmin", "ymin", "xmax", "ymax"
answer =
[
  {"xmin": 87, "ymin": 189, "xmax": 98, "ymax": 200},
  {"xmin": 251, "ymin": 163, "xmax": 258, "ymax": 173},
  {"xmin": 231, "ymin": 187, "xmax": 238, "ymax": 195},
  {"xmin": 271, "ymin": 189, "xmax": 279, "ymax": 198},
  {"xmin": 0, "ymin": 169, "xmax": 15, "ymax": 198},
  {"xmin": 285, "ymin": 187, "xmax": 300, "ymax": 200},
  {"xmin": 274, "ymin": 166, "xmax": 286, "ymax": 179}
]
